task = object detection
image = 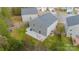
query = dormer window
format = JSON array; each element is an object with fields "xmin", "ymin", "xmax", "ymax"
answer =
[{"xmin": 30, "ymin": 28, "xmax": 32, "ymax": 31}]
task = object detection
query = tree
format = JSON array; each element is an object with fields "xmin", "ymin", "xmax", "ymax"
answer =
[
  {"xmin": 12, "ymin": 7, "xmax": 21, "ymax": 16},
  {"xmin": 56, "ymin": 23, "xmax": 65, "ymax": 33},
  {"xmin": 0, "ymin": 18, "xmax": 9, "ymax": 37},
  {"xmin": 0, "ymin": 35, "xmax": 24, "ymax": 51},
  {"xmin": 0, "ymin": 35, "xmax": 9, "ymax": 51},
  {"xmin": 1, "ymin": 7, "xmax": 12, "ymax": 18},
  {"xmin": 8, "ymin": 37, "xmax": 24, "ymax": 51}
]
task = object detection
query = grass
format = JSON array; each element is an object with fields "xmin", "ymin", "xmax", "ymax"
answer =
[
  {"xmin": 23, "ymin": 34, "xmax": 40, "ymax": 50},
  {"xmin": 56, "ymin": 8, "xmax": 67, "ymax": 16},
  {"xmin": 10, "ymin": 14, "xmax": 25, "ymax": 40},
  {"xmin": 42, "ymin": 23, "xmax": 77, "ymax": 51},
  {"xmin": 1, "ymin": 8, "xmax": 12, "ymax": 18},
  {"xmin": 11, "ymin": 16, "xmax": 22, "ymax": 22},
  {"xmin": 43, "ymin": 35, "xmax": 59, "ymax": 50},
  {"xmin": 10, "ymin": 25, "xmax": 26, "ymax": 40},
  {"xmin": 0, "ymin": 17, "xmax": 9, "ymax": 36},
  {"xmin": 56, "ymin": 23, "xmax": 65, "ymax": 33}
]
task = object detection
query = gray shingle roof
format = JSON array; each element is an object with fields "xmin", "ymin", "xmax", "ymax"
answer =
[
  {"xmin": 32, "ymin": 13, "xmax": 57, "ymax": 27},
  {"xmin": 67, "ymin": 15, "xmax": 79, "ymax": 26},
  {"xmin": 21, "ymin": 7, "xmax": 38, "ymax": 15}
]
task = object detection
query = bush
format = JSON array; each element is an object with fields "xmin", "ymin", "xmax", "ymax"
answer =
[
  {"xmin": 7, "ymin": 37, "xmax": 24, "ymax": 51},
  {"xmin": 1, "ymin": 7, "xmax": 12, "ymax": 18},
  {"xmin": 12, "ymin": 8, "xmax": 21, "ymax": 16}
]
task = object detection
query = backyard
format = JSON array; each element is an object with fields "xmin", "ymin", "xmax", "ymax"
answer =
[{"xmin": 0, "ymin": 7, "xmax": 79, "ymax": 51}]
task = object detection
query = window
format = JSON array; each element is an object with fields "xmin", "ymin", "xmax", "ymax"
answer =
[
  {"xmin": 52, "ymin": 10, "xmax": 54, "ymax": 12},
  {"xmin": 39, "ymin": 31, "xmax": 41, "ymax": 34},
  {"xmin": 30, "ymin": 28, "xmax": 32, "ymax": 31},
  {"xmin": 67, "ymin": 12, "xmax": 72, "ymax": 14}
]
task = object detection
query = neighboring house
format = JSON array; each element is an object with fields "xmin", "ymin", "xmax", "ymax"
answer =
[
  {"xmin": 21, "ymin": 7, "xmax": 38, "ymax": 23},
  {"xmin": 65, "ymin": 15, "xmax": 79, "ymax": 45},
  {"xmin": 37, "ymin": 7, "xmax": 47, "ymax": 16},
  {"xmin": 37, "ymin": 7, "xmax": 57, "ymax": 16},
  {"xmin": 29, "ymin": 13, "xmax": 57, "ymax": 37},
  {"xmin": 66, "ymin": 7, "xmax": 74, "ymax": 16}
]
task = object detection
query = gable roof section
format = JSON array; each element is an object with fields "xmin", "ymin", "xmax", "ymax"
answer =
[
  {"xmin": 31, "ymin": 13, "xmax": 57, "ymax": 27},
  {"xmin": 21, "ymin": 7, "xmax": 38, "ymax": 15},
  {"xmin": 67, "ymin": 15, "xmax": 79, "ymax": 26}
]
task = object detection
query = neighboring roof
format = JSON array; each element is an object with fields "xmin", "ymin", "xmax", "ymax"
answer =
[
  {"xmin": 66, "ymin": 15, "xmax": 79, "ymax": 26},
  {"xmin": 66, "ymin": 7, "xmax": 73, "ymax": 9},
  {"xmin": 21, "ymin": 7, "xmax": 38, "ymax": 15},
  {"xmin": 31, "ymin": 13, "xmax": 57, "ymax": 27}
]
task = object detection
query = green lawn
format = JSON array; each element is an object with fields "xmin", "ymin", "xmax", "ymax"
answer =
[
  {"xmin": 0, "ymin": 17, "xmax": 9, "ymax": 36},
  {"xmin": 1, "ymin": 8, "xmax": 12, "ymax": 18},
  {"xmin": 10, "ymin": 26, "xmax": 26, "ymax": 40}
]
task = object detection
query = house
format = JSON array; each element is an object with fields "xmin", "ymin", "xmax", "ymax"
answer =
[
  {"xmin": 37, "ymin": 7, "xmax": 47, "ymax": 16},
  {"xmin": 26, "ymin": 13, "xmax": 57, "ymax": 41},
  {"xmin": 37, "ymin": 7, "xmax": 56, "ymax": 16},
  {"xmin": 65, "ymin": 15, "xmax": 79, "ymax": 45},
  {"xmin": 66, "ymin": 7, "xmax": 74, "ymax": 16},
  {"xmin": 37, "ymin": 7, "xmax": 47, "ymax": 12},
  {"xmin": 21, "ymin": 7, "xmax": 38, "ymax": 24}
]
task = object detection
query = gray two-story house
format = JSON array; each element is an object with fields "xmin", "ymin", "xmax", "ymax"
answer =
[{"xmin": 29, "ymin": 13, "xmax": 57, "ymax": 37}]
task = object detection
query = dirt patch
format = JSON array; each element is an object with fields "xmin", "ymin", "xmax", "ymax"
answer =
[
  {"xmin": 10, "ymin": 30, "xmax": 20, "ymax": 40},
  {"xmin": 11, "ymin": 16, "xmax": 22, "ymax": 23}
]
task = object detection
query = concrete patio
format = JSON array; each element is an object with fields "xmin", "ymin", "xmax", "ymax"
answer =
[{"xmin": 26, "ymin": 28, "xmax": 47, "ymax": 41}]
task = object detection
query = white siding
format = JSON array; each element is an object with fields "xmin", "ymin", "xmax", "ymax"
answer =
[
  {"xmin": 47, "ymin": 21, "xmax": 57, "ymax": 36},
  {"xmin": 66, "ymin": 24, "xmax": 79, "ymax": 38},
  {"xmin": 67, "ymin": 7, "xmax": 74, "ymax": 17},
  {"xmin": 22, "ymin": 14, "xmax": 38, "ymax": 23},
  {"xmin": 67, "ymin": 7, "xmax": 73, "ymax": 12}
]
